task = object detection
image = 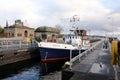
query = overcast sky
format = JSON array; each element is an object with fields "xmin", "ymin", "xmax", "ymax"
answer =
[{"xmin": 0, "ymin": 0, "xmax": 120, "ymax": 36}]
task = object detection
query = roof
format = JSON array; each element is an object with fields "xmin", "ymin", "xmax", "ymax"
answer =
[
  {"xmin": 35, "ymin": 26, "xmax": 59, "ymax": 33},
  {"xmin": 4, "ymin": 24, "xmax": 34, "ymax": 30}
]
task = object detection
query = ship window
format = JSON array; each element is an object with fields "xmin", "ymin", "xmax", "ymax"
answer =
[
  {"xmin": 73, "ymin": 36, "xmax": 74, "ymax": 39},
  {"xmin": 76, "ymin": 36, "xmax": 77, "ymax": 39},
  {"xmin": 70, "ymin": 36, "xmax": 71, "ymax": 39}
]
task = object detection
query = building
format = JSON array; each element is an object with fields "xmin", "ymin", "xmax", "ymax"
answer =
[
  {"xmin": 4, "ymin": 20, "xmax": 34, "ymax": 38},
  {"xmin": 35, "ymin": 26, "xmax": 59, "ymax": 41}
]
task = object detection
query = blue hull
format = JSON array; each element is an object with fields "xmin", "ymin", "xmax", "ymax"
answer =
[{"xmin": 39, "ymin": 47, "xmax": 85, "ymax": 62}]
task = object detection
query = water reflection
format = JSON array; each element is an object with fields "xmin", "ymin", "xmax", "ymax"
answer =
[{"xmin": 40, "ymin": 60, "xmax": 65, "ymax": 75}]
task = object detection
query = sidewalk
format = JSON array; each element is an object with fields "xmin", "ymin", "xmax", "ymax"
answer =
[{"xmin": 62, "ymin": 43, "xmax": 118, "ymax": 80}]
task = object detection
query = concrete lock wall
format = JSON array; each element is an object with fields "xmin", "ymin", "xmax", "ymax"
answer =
[{"xmin": 0, "ymin": 47, "xmax": 39, "ymax": 66}]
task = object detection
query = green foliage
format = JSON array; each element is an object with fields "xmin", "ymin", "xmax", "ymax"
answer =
[
  {"xmin": 0, "ymin": 27, "xmax": 7, "ymax": 38},
  {"xmin": 55, "ymin": 24, "xmax": 63, "ymax": 34},
  {"xmin": 0, "ymin": 27, "xmax": 4, "ymax": 34}
]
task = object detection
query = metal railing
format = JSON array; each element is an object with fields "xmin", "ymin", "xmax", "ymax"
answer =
[
  {"xmin": 69, "ymin": 40, "xmax": 103, "ymax": 69},
  {"xmin": 0, "ymin": 38, "xmax": 37, "ymax": 51}
]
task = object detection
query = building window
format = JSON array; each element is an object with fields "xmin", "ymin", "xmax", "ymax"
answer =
[
  {"xmin": 17, "ymin": 33, "xmax": 19, "ymax": 36},
  {"xmin": 12, "ymin": 33, "xmax": 14, "ymax": 37},
  {"xmin": 17, "ymin": 33, "xmax": 22, "ymax": 37},
  {"xmin": 30, "ymin": 34, "xmax": 33, "ymax": 36},
  {"xmin": 42, "ymin": 34, "xmax": 47, "ymax": 40},
  {"xmin": 9, "ymin": 32, "xmax": 10, "ymax": 37},
  {"xmin": 73, "ymin": 36, "xmax": 74, "ymax": 39},
  {"xmin": 24, "ymin": 30, "xmax": 28, "ymax": 37}
]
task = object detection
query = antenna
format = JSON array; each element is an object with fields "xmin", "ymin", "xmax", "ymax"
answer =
[{"xmin": 70, "ymin": 15, "xmax": 80, "ymax": 29}]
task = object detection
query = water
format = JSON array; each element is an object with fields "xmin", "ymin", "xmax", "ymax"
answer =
[
  {"xmin": 0, "ymin": 60, "xmax": 39, "ymax": 80},
  {"xmin": 0, "ymin": 60, "xmax": 65, "ymax": 80},
  {"xmin": 40, "ymin": 61, "xmax": 65, "ymax": 76},
  {"xmin": 3, "ymin": 65, "xmax": 39, "ymax": 80}
]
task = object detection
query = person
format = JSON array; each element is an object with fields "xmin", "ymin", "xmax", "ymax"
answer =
[
  {"xmin": 63, "ymin": 37, "xmax": 65, "ymax": 42},
  {"xmin": 69, "ymin": 39, "xmax": 72, "ymax": 44},
  {"xmin": 103, "ymin": 42, "xmax": 105, "ymax": 48},
  {"xmin": 47, "ymin": 37, "xmax": 50, "ymax": 42},
  {"xmin": 53, "ymin": 38, "xmax": 57, "ymax": 43},
  {"xmin": 103, "ymin": 40, "xmax": 108, "ymax": 49}
]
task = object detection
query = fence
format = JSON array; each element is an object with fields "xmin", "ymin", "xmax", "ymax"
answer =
[
  {"xmin": 0, "ymin": 38, "xmax": 37, "ymax": 51},
  {"xmin": 69, "ymin": 40, "xmax": 103, "ymax": 69}
]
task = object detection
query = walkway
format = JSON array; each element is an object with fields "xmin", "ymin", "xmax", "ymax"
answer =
[{"xmin": 62, "ymin": 42, "xmax": 120, "ymax": 80}]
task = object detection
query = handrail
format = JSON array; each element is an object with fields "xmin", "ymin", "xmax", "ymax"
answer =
[
  {"xmin": 0, "ymin": 38, "xmax": 37, "ymax": 51},
  {"xmin": 69, "ymin": 40, "xmax": 103, "ymax": 69},
  {"xmin": 0, "ymin": 38, "xmax": 25, "ymax": 41}
]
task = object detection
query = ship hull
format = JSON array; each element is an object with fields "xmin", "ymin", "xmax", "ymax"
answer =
[{"xmin": 39, "ymin": 47, "xmax": 85, "ymax": 62}]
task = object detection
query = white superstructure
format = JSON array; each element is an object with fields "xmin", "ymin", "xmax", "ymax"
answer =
[{"xmin": 38, "ymin": 29, "xmax": 90, "ymax": 50}]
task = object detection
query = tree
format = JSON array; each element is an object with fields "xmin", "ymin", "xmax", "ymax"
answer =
[
  {"xmin": 0, "ymin": 26, "xmax": 7, "ymax": 38},
  {"xmin": 55, "ymin": 24, "xmax": 63, "ymax": 34},
  {"xmin": 55, "ymin": 24, "xmax": 64, "ymax": 38},
  {"xmin": 0, "ymin": 27, "xmax": 4, "ymax": 34}
]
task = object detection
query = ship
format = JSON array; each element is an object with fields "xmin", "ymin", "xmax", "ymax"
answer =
[{"xmin": 38, "ymin": 28, "xmax": 90, "ymax": 62}]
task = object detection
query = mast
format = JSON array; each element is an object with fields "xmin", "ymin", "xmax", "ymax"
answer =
[{"xmin": 70, "ymin": 15, "xmax": 84, "ymax": 46}]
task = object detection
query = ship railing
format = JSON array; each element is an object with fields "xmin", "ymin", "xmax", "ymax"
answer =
[
  {"xmin": 69, "ymin": 40, "xmax": 103, "ymax": 69},
  {"xmin": 0, "ymin": 38, "xmax": 37, "ymax": 51}
]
